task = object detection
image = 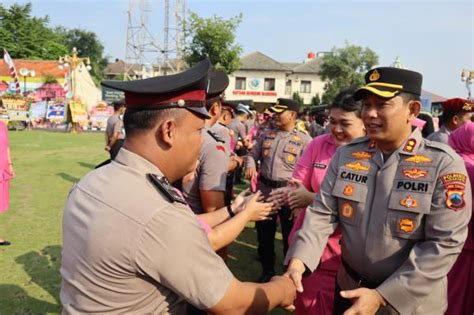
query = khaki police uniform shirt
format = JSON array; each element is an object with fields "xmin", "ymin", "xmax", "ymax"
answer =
[
  {"xmin": 246, "ymin": 128, "xmax": 312, "ymax": 195},
  {"xmin": 105, "ymin": 114, "xmax": 125, "ymax": 140},
  {"xmin": 60, "ymin": 149, "xmax": 233, "ymax": 314},
  {"xmin": 286, "ymin": 128, "xmax": 472, "ymax": 314},
  {"xmin": 182, "ymin": 127, "xmax": 230, "ymax": 214},
  {"xmin": 228, "ymin": 118, "xmax": 247, "ymax": 141},
  {"xmin": 426, "ymin": 125, "xmax": 451, "ymax": 145},
  {"xmin": 211, "ymin": 123, "xmax": 232, "ymax": 154}
]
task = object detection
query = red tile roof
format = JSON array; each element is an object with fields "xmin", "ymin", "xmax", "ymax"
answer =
[{"xmin": 0, "ymin": 59, "xmax": 67, "ymax": 78}]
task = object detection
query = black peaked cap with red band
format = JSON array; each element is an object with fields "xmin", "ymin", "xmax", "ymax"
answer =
[
  {"xmin": 101, "ymin": 58, "xmax": 212, "ymax": 119},
  {"xmin": 207, "ymin": 70, "xmax": 229, "ymax": 100}
]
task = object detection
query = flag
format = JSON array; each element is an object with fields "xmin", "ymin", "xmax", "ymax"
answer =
[
  {"xmin": 3, "ymin": 48, "xmax": 21, "ymax": 94},
  {"xmin": 63, "ymin": 71, "xmax": 69, "ymax": 94}
]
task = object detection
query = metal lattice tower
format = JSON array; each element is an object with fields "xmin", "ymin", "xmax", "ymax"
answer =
[{"xmin": 124, "ymin": 0, "xmax": 186, "ymax": 80}]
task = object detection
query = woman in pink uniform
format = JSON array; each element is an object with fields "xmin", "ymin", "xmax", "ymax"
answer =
[
  {"xmin": 446, "ymin": 121, "xmax": 474, "ymax": 315},
  {"xmin": 0, "ymin": 119, "xmax": 14, "ymax": 246},
  {"xmin": 270, "ymin": 87, "xmax": 365, "ymax": 314}
]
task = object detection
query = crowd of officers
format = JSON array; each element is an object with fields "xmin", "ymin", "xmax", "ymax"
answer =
[{"xmin": 61, "ymin": 58, "xmax": 473, "ymax": 315}]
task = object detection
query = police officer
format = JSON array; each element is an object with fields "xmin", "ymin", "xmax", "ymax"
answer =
[
  {"xmin": 105, "ymin": 98, "xmax": 126, "ymax": 160},
  {"xmin": 246, "ymin": 98, "xmax": 312, "ymax": 283},
  {"xmin": 285, "ymin": 67, "xmax": 472, "ymax": 314},
  {"xmin": 61, "ymin": 59, "xmax": 297, "ymax": 314},
  {"xmin": 427, "ymin": 98, "xmax": 474, "ymax": 144},
  {"xmin": 181, "ymin": 70, "xmax": 230, "ymax": 215}
]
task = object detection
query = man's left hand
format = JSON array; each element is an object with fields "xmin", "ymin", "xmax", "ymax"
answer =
[{"xmin": 340, "ymin": 288, "xmax": 386, "ymax": 315}]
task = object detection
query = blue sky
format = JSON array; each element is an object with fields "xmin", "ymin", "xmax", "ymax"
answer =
[{"xmin": 4, "ymin": 0, "xmax": 474, "ymax": 98}]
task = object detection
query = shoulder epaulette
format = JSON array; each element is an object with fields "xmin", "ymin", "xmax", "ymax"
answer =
[
  {"xmin": 207, "ymin": 129, "xmax": 225, "ymax": 143},
  {"xmin": 424, "ymin": 139, "xmax": 459, "ymax": 160},
  {"xmin": 147, "ymin": 173, "xmax": 187, "ymax": 204}
]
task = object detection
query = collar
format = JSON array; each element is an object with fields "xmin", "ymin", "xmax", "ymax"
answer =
[
  {"xmin": 440, "ymin": 125, "xmax": 452, "ymax": 135},
  {"xmin": 114, "ymin": 148, "xmax": 164, "ymax": 177}
]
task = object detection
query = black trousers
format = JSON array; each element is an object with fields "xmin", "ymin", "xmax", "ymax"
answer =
[{"xmin": 255, "ymin": 206, "xmax": 293, "ymax": 273}]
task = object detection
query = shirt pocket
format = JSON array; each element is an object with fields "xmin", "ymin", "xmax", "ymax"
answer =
[
  {"xmin": 282, "ymin": 143, "xmax": 298, "ymax": 165},
  {"xmin": 385, "ymin": 191, "xmax": 430, "ymax": 240},
  {"xmin": 332, "ymin": 179, "xmax": 368, "ymax": 227}
]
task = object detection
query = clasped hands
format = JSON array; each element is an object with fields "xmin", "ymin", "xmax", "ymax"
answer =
[{"xmin": 284, "ymin": 258, "xmax": 387, "ymax": 315}]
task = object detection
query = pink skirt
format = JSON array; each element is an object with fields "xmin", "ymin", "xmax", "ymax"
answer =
[{"xmin": 0, "ymin": 180, "xmax": 10, "ymax": 213}]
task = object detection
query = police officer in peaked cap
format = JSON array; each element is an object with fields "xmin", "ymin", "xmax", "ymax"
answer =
[
  {"xmin": 60, "ymin": 59, "xmax": 297, "ymax": 314},
  {"xmin": 246, "ymin": 97, "xmax": 312, "ymax": 283},
  {"xmin": 285, "ymin": 67, "xmax": 472, "ymax": 314}
]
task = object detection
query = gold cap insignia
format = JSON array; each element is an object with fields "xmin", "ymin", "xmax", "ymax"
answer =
[
  {"xmin": 463, "ymin": 103, "xmax": 472, "ymax": 111},
  {"xmin": 369, "ymin": 69, "xmax": 380, "ymax": 82}
]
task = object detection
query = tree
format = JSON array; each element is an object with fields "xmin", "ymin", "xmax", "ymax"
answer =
[
  {"xmin": 184, "ymin": 12, "xmax": 243, "ymax": 73},
  {"xmin": 319, "ymin": 42, "xmax": 378, "ymax": 104},
  {"xmin": 0, "ymin": 3, "xmax": 68, "ymax": 59},
  {"xmin": 311, "ymin": 94, "xmax": 321, "ymax": 107},
  {"xmin": 57, "ymin": 28, "xmax": 108, "ymax": 82},
  {"xmin": 292, "ymin": 92, "xmax": 304, "ymax": 106}
]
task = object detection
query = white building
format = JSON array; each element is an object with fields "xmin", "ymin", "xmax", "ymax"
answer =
[{"xmin": 225, "ymin": 51, "xmax": 325, "ymax": 107}]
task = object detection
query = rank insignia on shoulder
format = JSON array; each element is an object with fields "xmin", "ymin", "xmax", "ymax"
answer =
[
  {"xmin": 441, "ymin": 173, "xmax": 467, "ymax": 211},
  {"xmin": 403, "ymin": 139, "xmax": 417, "ymax": 153},
  {"xmin": 147, "ymin": 173, "xmax": 187, "ymax": 204},
  {"xmin": 343, "ymin": 184, "xmax": 354, "ymax": 197},
  {"xmin": 341, "ymin": 202, "xmax": 354, "ymax": 218},
  {"xmin": 402, "ymin": 168, "xmax": 428, "ymax": 179},
  {"xmin": 345, "ymin": 161, "xmax": 370, "ymax": 172},
  {"xmin": 405, "ymin": 155, "xmax": 432, "ymax": 164},
  {"xmin": 399, "ymin": 195, "xmax": 418, "ymax": 208},
  {"xmin": 351, "ymin": 151, "xmax": 372, "ymax": 160},
  {"xmin": 292, "ymin": 135, "xmax": 301, "ymax": 141},
  {"xmin": 399, "ymin": 218, "xmax": 415, "ymax": 233}
]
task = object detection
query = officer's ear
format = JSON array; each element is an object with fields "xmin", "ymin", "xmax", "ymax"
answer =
[
  {"xmin": 157, "ymin": 118, "xmax": 178, "ymax": 147},
  {"xmin": 407, "ymin": 100, "xmax": 421, "ymax": 121}
]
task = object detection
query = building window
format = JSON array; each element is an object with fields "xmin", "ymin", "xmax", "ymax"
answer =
[
  {"xmin": 235, "ymin": 77, "xmax": 246, "ymax": 90},
  {"xmin": 300, "ymin": 80, "xmax": 311, "ymax": 93},
  {"xmin": 264, "ymin": 78, "xmax": 275, "ymax": 91},
  {"xmin": 285, "ymin": 80, "xmax": 292, "ymax": 95}
]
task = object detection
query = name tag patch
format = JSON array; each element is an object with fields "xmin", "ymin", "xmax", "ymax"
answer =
[
  {"xmin": 313, "ymin": 162, "xmax": 327, "ymax": 169},
  {"xmin": 396, "ymin": 181, "xmax": 429, "ymax": 192},
  {"xmin": 340, "ymin": 171, "xmax": 368, "ymax": 184}
]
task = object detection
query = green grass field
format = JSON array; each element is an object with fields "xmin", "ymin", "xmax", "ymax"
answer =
[{"xmin": 0, "ymin": 130, "xmax": 288, "ymax": 314}]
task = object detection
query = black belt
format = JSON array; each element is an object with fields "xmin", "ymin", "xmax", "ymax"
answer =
[
  {"xmin": 342, "ymin": 259, "xmax": 383, "ymax": 289},
  {"xmin": 259, "ymin": 176, "xmax": 288, "ymax": 188}
]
